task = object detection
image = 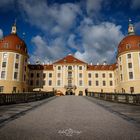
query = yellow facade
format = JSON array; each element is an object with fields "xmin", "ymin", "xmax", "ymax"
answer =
[{"xmin": 0, "ymin": 22, "xmax": 140, "ymax": 95}]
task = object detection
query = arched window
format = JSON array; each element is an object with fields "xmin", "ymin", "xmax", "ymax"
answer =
[{"xmin": 68, "ymin": 66, "xmax": 72, "ymax": 70}]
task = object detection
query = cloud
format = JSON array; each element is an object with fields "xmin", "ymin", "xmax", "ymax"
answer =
[
  {"xmin": 0, "ymin": 29, "xmax": 3, "ymax": 39},
  {"xmin": 131, "ymin": 0, "xmax": 140, "ymax": 9},
  {"xmin": 18, "ymin": 0, "xmax": 80, "ymax": 34},
  {"xmin": 75, "ymin": 21, "xmax": 124, "ymax": 64},
  {"xmin": 0, "ymin": 0, "xmax": 15, "ymax": 10},
  {"xmin": 30, "ymin": 35, "xmax": 70, "ymax": 64},
  {"xmin": 85, "ymin": 0, "xmax": 103, "ymax": 16}
]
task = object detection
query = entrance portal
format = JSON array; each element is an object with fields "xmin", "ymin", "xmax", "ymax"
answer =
[{"xmin": 65, "ymin": 89, "xmax": 75, "ymax": 95}]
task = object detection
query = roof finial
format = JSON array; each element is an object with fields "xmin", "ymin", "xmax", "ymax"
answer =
[
  {"xmin": 128, "ymin": 18, "xmax": 135, "ymax": 35},
  {"xmin": 11, "ymin": 19, "xmax": 17, "ymax": 34}
]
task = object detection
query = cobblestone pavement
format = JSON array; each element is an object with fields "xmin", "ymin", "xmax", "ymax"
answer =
[{"xmin": 0, "ymin": 96, "xmax": 140, "ymax": 140}]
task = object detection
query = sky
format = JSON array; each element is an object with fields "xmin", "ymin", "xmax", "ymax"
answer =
[{"xmin": 0, "ymin": 0, "xmax": 140, "ymax": 64}]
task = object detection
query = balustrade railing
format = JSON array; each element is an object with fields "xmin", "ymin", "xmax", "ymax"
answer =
[
  {"xmin": 0, "ymin": 91, "xmax": 55, "ymax": 105},
  {"xmin": 88, "ymin": 92, "xmax": 140, "ymax": 105}
]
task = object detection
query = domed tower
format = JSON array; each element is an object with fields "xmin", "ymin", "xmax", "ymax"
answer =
[
  {"xmin": 117, "ymin": 19, "xmax": 140, "ymax": 93},
  {"xmin": 0, "ymin": 22, "xmax": 29, "ymax": 93}
]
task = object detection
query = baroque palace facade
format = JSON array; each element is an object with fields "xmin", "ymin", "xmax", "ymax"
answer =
[{"xmin": 0, "ymin": 21, "xmax": 140, "ymax": 95}]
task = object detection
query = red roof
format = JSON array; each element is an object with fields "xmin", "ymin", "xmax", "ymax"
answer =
[
  {"xmin": 118, "ymin": 35, "xmax": 140, "ymax": 56},
  {"xmin": 87, "ymin": 63, "xmax": 117, "ymax": 71},
  {"xmin": 53, "ymin": 54, "xmax": 87, "ymax": 64},
  {"xmin": 0, "ymin": 34, "xmax": 28, "ymax": 55}
]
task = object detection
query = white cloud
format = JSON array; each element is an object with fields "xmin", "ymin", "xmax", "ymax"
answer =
[
  {"xmin": 131, "ymin": 0, "xmax": 140, "ymax": 9},
  {"xmin": 0, "ymin": 29, "xmax": 3, "ymax": 39},
  {"xmin": 30, "ymin": 35, "xmax": 70, "ymax": 63},
  {"xmin": 75, "ymin": 21, "xmax": 124, "ymax": 64},
  {"xmin": 85, "ymin": 0, "xmax": 103, "ymax": 16},
  {"xmin": 18, "ymin": 0, "xmax": 80, "ymax": 34}
]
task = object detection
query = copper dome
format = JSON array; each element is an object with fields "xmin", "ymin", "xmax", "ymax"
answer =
[
  {"xmin": 118, "ymin": 35, "xmax": 140, "ymax": 56},
  {"xmin": 0, "ymin": 34, "xmax": 28, "ymax": 55}
]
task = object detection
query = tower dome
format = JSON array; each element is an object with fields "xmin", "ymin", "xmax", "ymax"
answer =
[
  {"xmin": 118, "ymin": 35, "xmax": 140, "ymax": 56},
  {"xmin": 117, "ymin": 19, "xmax": 140, "ymax": 57},
  {"xmin": 0, "ymin": 22, "xmax": 28, "ymax": 55}
]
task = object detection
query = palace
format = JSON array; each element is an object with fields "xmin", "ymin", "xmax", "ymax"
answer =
[{"xmin": 0, "ymin": 20, "xmax": 140, "ymax": 95}]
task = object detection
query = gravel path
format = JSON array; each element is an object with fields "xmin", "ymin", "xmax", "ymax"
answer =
[{"xmin": 0, "ymin": 96, "xmax": 140, "ymax": 140}]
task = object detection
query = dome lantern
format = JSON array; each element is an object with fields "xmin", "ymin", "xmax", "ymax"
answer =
[
  {"xmin": 11, "ymin": 20, "xmax": 17, "ymax": 34},
  {"xmin": 128, "ymin": 19, "xmax": 135, "ymax": 35}
]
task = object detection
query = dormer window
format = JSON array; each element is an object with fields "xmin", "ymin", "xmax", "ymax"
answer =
[
  {"xmin": 138, "ymin": 42, "xmax": 140, "ymax": 47},
  {"xmin": 16, "ymin": 45, "xmax": 21, "ymax": 49},
  {"xmin": 3, "ymin": 43, "xmax": 8, "ymax": 48},
  {"xmin": 126, "ymin": 44, "xmax": 131, "ymax": 49}
]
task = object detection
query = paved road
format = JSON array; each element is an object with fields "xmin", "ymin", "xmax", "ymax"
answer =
[{"xmin": 0, "ymin": 96, "xmax": 140, "ymax": 140}]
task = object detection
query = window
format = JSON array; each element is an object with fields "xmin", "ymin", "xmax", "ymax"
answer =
[
  {"xmin": 49, "ymin": 80, "xmax": 52, "ymax": 86},
  {"xmin": 120, "ymin": 74, "xmax": 123, "ymax": 81},
  {"xmin": 13, "ymin": 87, "xmax": 17, "ymax": 93},
  {"xmin": 3, "ymin": 43, "xmax": 8, "ymax": 48},
  {"xmin": 16, "ymin": 45, "xmax": 21, "ymax": 49},
  {"xmin": 24, "ymin": 75, "xmax": 26, "ymax": 81},
  {"xmin": 127, "ymin": 54, "xmax": 131, "ymax": 59},
  {"xmin": 57, "ymin": 80, "xmax": 61, "ymax": 86},
  {"xmin": 79, "ymin": 66, "xmax": 82, "ymax": 70},
  {"xmin": 68, "ymin": 80, "xmax": 72, "ymax": 86},
  {"xmin": 14, "ymin": 72, "xmax": 18, "ymax": 79},
  {"xmin": 119, "ymin": 57, "xmax": 121, "ymax": 62},
  {"xmin": 120, "ymin": 65, "xmax": 122, "ymax": 70},
  {"xmin": 3, "ymin": 53, "xmax": 8, "ymax": 59},
  {"xmin": 88, "ymin": 80, "xmax": 92, "ymax": 86},
  {"xmin": 79, "ymin": 73, "xmax": 82, "ymax": 78},
  {"xmin": 126, "ymin": 44, "xmax": 131, "ymax": 49},
  {"xmin": 2, "ymin": 62, "xmax": 6, "ymax": 67},
  {"xmin": 37, "ymin": 73, "xmax": 40, "ymax": 78},
  {"xmin": 0, "ymin": 86, "xmax": 4, "ymax": 93},
  {"xmin": 128, "ymin": 63, "xmax": 132, "ymax": 68},
  {"xmin": 43, "ymin": 73, "xmax": 46, "ymax": 78},
  {"xmin": 58, "ymin": 66, "xmax": 61, "ymax": 70},
  {"xmin": 68, "ymin": 71, "xmax": 72, "ymax": 78},
  {"xmin": 30, "ymin": 80, "xmax": 33, "ymax": 86},
  {"xmin": 79, "ymin": 80, "xmax": 83, "ymax": 86},
  {"xmin": 96, "ymin": 81, "xmax": 99, "ymax": 86},
  {"xmin": 15, "ymin": 63, "xmax": 19, "ymax": 69},
  {"xmin": 95, "ymin": 73, "xmax": 98, "ymax": 78},
  {"xmin": 43, "ymin": 80, "xmax": 45, "ymax": 85},
  {"xmin": 110, "ymin": 81, "xmax": 113, "ymax": 86},
  {"xmin": 130, "ymin": 87, "xmax": 134, "ymax": 93},
  {"xmin": 102, "ymin": 73, "xmax": 105, "ymax": 78},
  {"xmin": 129, "ymin": 72, "xmax": 133, "ymax": 79},
  {"xmin": 68, "ymin": 66, "xmax": 72, "ymax": 70},
  {"xmin": 109, "ymin": 73, "xmax": 112, "ymax": 78},
  {"xmin": 57, "ymin": 73, "xmax": 61, "ymax": 78},
  {"xmin": 49, "ymin": 73, "xmax": 52, "ymax": 78},
  {"xmin": 30, "ymin": 73, "xmax": 34, "ymax": 78},
  {"xmin": 88, "ymin": 73, "xmax": 91, "ymax": 78},
  {"xmin": 36, "ymin": 80, "xmax": 39, "ymax": 86},
  {"xmin": 16, "ymin": 54, "xmax": 19, "ymax": 59},
  {"xmin": 1, "ymin": 71, "xmax": 5, "ymax": 79},
  {"xmin": 103, "ymin": 81, "xmax": 106, "ymax": 86}
]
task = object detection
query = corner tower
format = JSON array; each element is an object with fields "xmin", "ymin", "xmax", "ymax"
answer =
[
  {"xmin": 116, "ymin": 19, "xmax": 140, "ymax": 93},
  {"xmin": 0, "ymin": 22, "xmax": 29, "ymax": 93}
]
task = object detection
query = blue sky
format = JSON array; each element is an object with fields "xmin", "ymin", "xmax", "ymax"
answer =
[{"xmin": 0, "ymin": 0, "xmax": 140, "ymax": 64}]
